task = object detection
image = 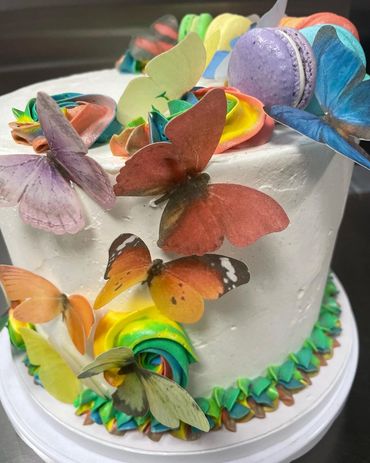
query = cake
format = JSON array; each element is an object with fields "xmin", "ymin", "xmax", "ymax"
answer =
[{"xmin": 0, "ymin": 0, "xmax": 368, "ymax": 453}]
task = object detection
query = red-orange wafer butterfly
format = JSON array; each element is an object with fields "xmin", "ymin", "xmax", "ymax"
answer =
[
  {"xmin": 94, "ymin": 233, "xmax": 250, "ymax": 324},
  {"xmin": 0, "ymin": 265, "xmax": 94, "ymax": 354},
  {"xmin": 114, "ymin": 88, "xmax": 289, "ymax": 256}
]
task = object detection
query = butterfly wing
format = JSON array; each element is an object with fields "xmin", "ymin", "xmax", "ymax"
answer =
[
  {"xmin": 114, "ymin": 142, "xmax": 185, "ymax": 196},
  {"xmin": 78, "ymin": 346, "xmax": 136, "ymax": 378},
  {"xmin": 18, "ymin": 155, "xmax": 85, "ymax": 234},
  {"xmin": 257, "ymin": 0, "xmax": 287, "ymax": 28},
  {"xmin": 112, "ymin": 371, "xmax": 149, "ymax": 416},
  {"xmin": 332, "ymin": 79, "xmax": 370, "ymax": 140},
  {"xmin": 114, "ymin": 88, "xmax": 226, "ymax": 197},
  {"xmin": 36, "ymin": 92, "xmax": 115, "ymax": 210},
  {"xmin": 94, "ymin": 234, "xmax": 152, "ymax": 309},
  {"xmin": 65, "ymin": 295, "xmax": 95, "ymax": 354},
  {"xmin": 159, "ymin": 182, "xmax": 289, "ymax": 255},
  {"xmin": 20, "ymin": 327, "xmax": 82, "ymax": 403},
  {"xmin": 267, "ymin": 105, "xmax": 370, "ymax": 169},
  {"xmin": 149, "ymin": 271, "xmax": 204, "ymax": 323},
  {"xmin": 139, "ymin": 370, "xmax": 210, "ymax": 431},
  {"xmin": 36, "ymin": 91, "xmax": 86, "ymax": 155},
  {"xmin": 164, "ymin": 255, "xmax": 250, "ymax": 300},
  {"xmin": 0, "ymin": 154, "xmax": 40, "ymax": 206},
  {"xmin": 0, "ymin": 265, "xmax": 62, "ymax": 324},
  {"xmin": 117, "ymin": 33, "xmax": 206, "ymax": 125},
  {"xmin": 158, "ymin": 187, "xmax": 225, "ymax": 255},
  {"xmin": 207, "ymin": 184, "xmax": 290, "ymax": 247},
  {"xmin": 164, "ymin": 88, "xmax": 227, "ymax": 173},
  {"xmin": 312, "ymin": 25, "xmax": 365, "ymax": 112}
]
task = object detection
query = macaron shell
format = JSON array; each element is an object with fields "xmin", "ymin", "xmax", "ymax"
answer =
[
  {"xmin": 280, "ymin": 12, "xmax": 359, "ymax": 40},
  {"xmin": 301, "ymin": 24, "xmax": 368, "ymax": 115},
  {"xmin": 196, "ymin": 13, "xmax": 213, "ymax": 40},
  {"xmin": 228, "ymin": 27, "xmax": 308, "ymax": 107},
  {"xmin": 283, "ymin": 28, "xmax": 316, "ymax": 108},
  {"xmin": 178, "ymin": 14, "xmax": 196, "ymax": 40}
]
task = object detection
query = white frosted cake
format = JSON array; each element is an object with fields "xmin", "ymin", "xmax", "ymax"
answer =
[
  {"xmin": 0, "ymin": 69, "xmax": 353, "ymax": 400},
  {"xmin": 1, "ymin": 4, "xmax": 368, "ymax": 449}
]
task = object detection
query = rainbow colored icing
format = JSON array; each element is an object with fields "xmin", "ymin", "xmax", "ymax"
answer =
[{"xmin": 94, "ymin": 306, "xmax": 197, "ymax": 388}]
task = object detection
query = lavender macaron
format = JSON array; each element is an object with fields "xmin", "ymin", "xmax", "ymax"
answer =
[{"xmin": 228, "ymin": 27, "xmax": 316, "ymax": 108}]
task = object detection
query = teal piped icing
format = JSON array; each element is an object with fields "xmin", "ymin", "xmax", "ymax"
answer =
[{"xmin": 71, "ymin": 274, "xmax": 342, "ymax": 440}]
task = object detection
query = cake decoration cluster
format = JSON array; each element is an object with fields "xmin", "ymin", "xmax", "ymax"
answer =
[
  {"xmin": 13, "ymin": 275, "xmax": 342, "ymax": 440},
  {"xmin": 0, "ymin": 92, "xmax": 116, "ymax": 234},
  {"xmin": 0, "ymin": 0, "xmax": 368, "ymax": 442},
  {"xmin": 113, "ymin": 88, "xmax": 289, "ymax": 255}
]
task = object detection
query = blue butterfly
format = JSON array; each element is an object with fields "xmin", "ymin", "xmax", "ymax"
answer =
[{"xmin": 266, "ymin": 25, "xmax": 370, "ymax": 169}]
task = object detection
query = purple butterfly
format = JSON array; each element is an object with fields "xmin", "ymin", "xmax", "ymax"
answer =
[{"xmin": 0, "ymin": 92, "xmax": 116, "ymax": 234}]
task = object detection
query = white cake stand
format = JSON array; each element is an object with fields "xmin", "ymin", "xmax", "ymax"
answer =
[{"xmin": 0, "ymin": 276, "xmax": 358, "ymax": 463}]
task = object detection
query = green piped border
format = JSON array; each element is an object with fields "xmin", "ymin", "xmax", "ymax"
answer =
[{"xmin": 71, "ymin": 275, "xmax": 342, "ymax": 440}]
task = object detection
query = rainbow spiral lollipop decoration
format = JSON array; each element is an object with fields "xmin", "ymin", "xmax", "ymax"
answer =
[{"xmin": 94, "ymin": 306, "xmax": 197, "ymax": 388}]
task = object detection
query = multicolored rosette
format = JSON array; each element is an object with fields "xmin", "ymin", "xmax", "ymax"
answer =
[
  {"xmin": 94, "ymin": 306, "xmax": 197, "ymax": 388},
  {"xmin": 74, "ymin": 306, "xmax": 197, "ymax": 436},
  {"xmin": 193, "ymin": 87, "xmax": 274, "ymax": 153},
  {"xmin": 9, "ymin": 92, "xmax": 122, "ymax": 153},
  {"xmin": 110, "ymin": 87, "xmax": 273, "ymax": 157}
]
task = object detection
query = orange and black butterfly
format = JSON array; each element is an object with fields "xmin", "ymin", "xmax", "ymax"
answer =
[
  {"xmin": 0, "ymin": 265, "xmax": 94, "ymax": 354},
  {"xmin": 94, "ymin": 233, "xmax": 250, "ymax": 324}
]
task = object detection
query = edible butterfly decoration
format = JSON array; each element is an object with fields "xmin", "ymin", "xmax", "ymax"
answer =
[
  {"xmin": 128, "ymin": 14, "xmax": 178, "ymax": 63},
  {"xmin": 114, "ymin": 88, "xmax": 290, "ymax": 256},
  {"xmin": 0, "ymin": 265, "xmax": 95, "ymax": 354},
  {"xmin": 94, "ymin": 233, "xmax": 250, "ymax": 323},
  {"xmin": 20, "ymin": 327, "xmax": 82, "ymax": 403},
  {"xmin": 0, "ymin": 92, "xmax": 116, "ymax": 234},
  {"xmin": 266, "ymin": 25, "xmax": 370, "ymax": 169},
  {"xmin": 117, "ymin": 32, "xmax": 206, "ymax": 125},
  {"xmin": 78, "ymin": 346, "xmax": 210, "ymax": 431}
]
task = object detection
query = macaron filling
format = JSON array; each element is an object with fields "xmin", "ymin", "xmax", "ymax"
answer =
[{"xmin": 275, "ymin": 28, "xmax": 306, "ymax": 107}]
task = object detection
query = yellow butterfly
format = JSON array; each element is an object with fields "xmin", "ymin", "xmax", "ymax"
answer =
[
  {"xmin": 117, "ymin": 33, "xmax": 206, "ymax": 125},
  {"xmin": 20, "ymin": 327, "xmax": 82, "ymax": 404}
]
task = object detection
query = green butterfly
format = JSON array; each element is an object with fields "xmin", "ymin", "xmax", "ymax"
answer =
[{"xmin": 78, "ymin": 347, "xmax": 210, "ymax": 432}]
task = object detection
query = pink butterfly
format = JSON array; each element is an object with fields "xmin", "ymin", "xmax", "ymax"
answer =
[{"xmin": 0, "ymin": 92, "xmax": 115, "ymax": 234}]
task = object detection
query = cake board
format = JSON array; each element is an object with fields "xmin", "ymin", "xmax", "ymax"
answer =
[{"xmin": 0, "ymin": 275, "xmax": 359, "ymax": 463}]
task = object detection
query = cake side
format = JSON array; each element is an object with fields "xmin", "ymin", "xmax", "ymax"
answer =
[{"xmin": 0, "ymin": 69, "xmax": 353, "ymax": 397}]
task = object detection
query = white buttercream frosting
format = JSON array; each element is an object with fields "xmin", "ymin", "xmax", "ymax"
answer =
[{"xmin": 0, "ymin": 69, "xmax": 353, "ymax": 397}]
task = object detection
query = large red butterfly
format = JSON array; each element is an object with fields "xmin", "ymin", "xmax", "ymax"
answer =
[
  {"xmin": 94, "ymin": 233, "xmax": 250, "ymax": 324},
  {"xmin": 114, "ymin": 88, "xmax": 289, "ymax": 255},
  {"xmin": 0, "ymin": 265, "xmax": 94, "ymax": 354}
]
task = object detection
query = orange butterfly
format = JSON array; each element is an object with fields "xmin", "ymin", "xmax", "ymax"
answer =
[
  {"xmin": 0, "ymin": 265, "xmax": 94, "ymax": 354},
  {"xmin": 94, "ymin": 233, "xmax": 250, "ymax": 323}
]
